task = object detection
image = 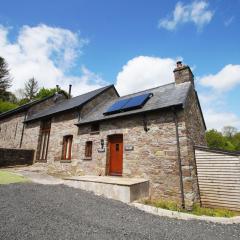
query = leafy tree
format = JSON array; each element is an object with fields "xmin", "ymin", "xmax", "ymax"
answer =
[
  {"xmin": 206, "ymin": 129, "xmax": 226, "ymax": 149},
  {"xmin": 18, "ymin": 98, "xmax": 30, "ymax": 106},
  {"xmin": 206, "ymin": 127, "xmax": 240, "ymax": 152},
  {"xmin": 223, "ymin": 141, "xmax": 236, "ymax": 151},
  {"xmin": 24, "ymin": 77, "xmax": 39, "ymax": 100},
  {"xmin": 0, "ymin": 99, "xmax": 18, "ymax": 113},
  {"xmin": 232, "ymin": 133, "xmax": 240, "ymax": 151},
  {"xmin": 0, "ymin": 56, "xmax": 12, "ymax": 100},
  {"xmin": 36, "ymin": 87, "xmax": 69, "ymax": 100},
  {"xmin": 36, "ymin": 87, "xmax": 58, "ymax": 99},
  {"xmin": 222, "ymin": 126, "xmax": 238, "ymax": 138}
]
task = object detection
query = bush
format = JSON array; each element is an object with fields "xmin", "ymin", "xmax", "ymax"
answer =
[{"xmin": 0, "ymin": 100, "xmax": 18, "ymax": 113}]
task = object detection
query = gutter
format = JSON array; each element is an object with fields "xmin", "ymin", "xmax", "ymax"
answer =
[{"xmin": 172, "ymin": 107, "xmax": 185, "ymax": 209}]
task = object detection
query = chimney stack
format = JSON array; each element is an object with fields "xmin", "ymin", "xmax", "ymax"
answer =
[
  {"xmin": 173, "ymin": 61, "xmax": 194, "ymax": 87},
  {"xmin": 68, "ymin": 84, "xmax": 72, "ymax": 99}
]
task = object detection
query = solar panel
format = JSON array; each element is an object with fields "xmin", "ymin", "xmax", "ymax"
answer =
[
  {"xmin": 105, "ymin": 98, "xmax": 130, "ymax": 114},
  {"xmin": 104, "ymin": 93, "xmax": 153, "ymax": 115},
  {"xmin": 122, "ymin": 93, "xmax": 152, "ymax": 110}
]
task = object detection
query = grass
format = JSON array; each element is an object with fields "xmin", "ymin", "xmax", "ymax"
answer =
[
  {"xmin": 0, "ymin": 170, "xmax": 29, "ymax": 184},
  {"xmin": 142, "ymin": 199, "xmax": 239, "ymax": 218}
]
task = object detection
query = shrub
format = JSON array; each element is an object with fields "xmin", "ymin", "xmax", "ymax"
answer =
[{"xmin": 0, "ymin": 99, "xmax": 18, "ymax": 113}]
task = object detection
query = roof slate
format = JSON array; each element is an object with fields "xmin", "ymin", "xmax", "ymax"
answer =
[
  {"xmin": 25, "ymin": 85, "xmax": 114, "ymax": 122},
  {"xmin": 77, "ymin": 82, "xmax": 191, "ymax": 125}
]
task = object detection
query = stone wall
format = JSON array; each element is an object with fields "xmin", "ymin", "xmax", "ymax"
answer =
[
  {"xmin": 181, "ymin": 86, "xmax": 207, "ymax": 206},
  {"xmin": 0, "ymin": 94, "xmax": 66, "ymax": 150},
  {"xmin": 80, "ymin": 87, "xmax": 118, "ymax": 117},
  {"xmin": 47, "ymin": 109, "xmax": 192, "ymax": 206},
  {"xmin": 0, "ymin": 112, "xmax": 25, "ymax": 148},
  {"xmin": 44, "ymin": 86, "xmax": 206, "ymax": 208},
  {"xmin": 27, "ymin": 94, "xmax": 67, "ymax": 118},
  {"xmin": 21, "ymin": 120, "xmax": 41, "ymax": 160},
  {"xmin": 44, "ymin": 87, "xmax": 118, "ymax": 175},
  {"xmin": 47, "ymin": 111, "xmax": 79, "ymax": 163},
  {"xmin": 0, "ymin": 148, "xmax": 34, "ymax": 167}
]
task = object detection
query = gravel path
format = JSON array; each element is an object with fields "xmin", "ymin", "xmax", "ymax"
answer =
[{"xmin": 0, "ymin": 183, "xmax": 239, "ymax": 240}]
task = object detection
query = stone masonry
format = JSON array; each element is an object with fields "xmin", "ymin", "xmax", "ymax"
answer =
[{"xmin": 0, "ymin": 62, "xmax": 206, "ymax": 209}]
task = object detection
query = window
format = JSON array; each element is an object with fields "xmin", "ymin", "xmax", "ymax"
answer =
[
  {"xmin": 91, "ymin": 123, "xmax": 99, "ymax": 133},
  {"xmin": 62, "ymin": 135, "xmax": 73, "ymax": 160},
  {"xmin": 85, "ymin": 141, "xmax": 93, "ymax": 158},
  {"xmin": 37, "ymin": 119, "xmax": 51, "ymax": 161}
]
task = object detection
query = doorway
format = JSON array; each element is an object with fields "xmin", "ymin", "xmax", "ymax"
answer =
[
  {"xmin": 37, "ymin": 120, "xmax": 51, "ymax": 162},
  {"xmin": 62, "ymin": 135, "xmax": 73, "ymax": 160},
  {"xmin": 108, "ymin": 134, "xmax": 123, "ymax": 176}
]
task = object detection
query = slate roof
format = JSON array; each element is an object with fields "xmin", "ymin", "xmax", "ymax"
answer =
[
  {"xmin": 0, "ymin": 94, "xmax": 56, "ymax": 120},
  {"xmin": 25, "ymin": 85, "xmax": 115, "ymax": 122},
  {"xmin": 77, "ymin": 82, "xmax": 192, "ymax": 125}
]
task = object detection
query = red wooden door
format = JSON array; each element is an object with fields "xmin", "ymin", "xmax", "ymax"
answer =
[{"xmin": 109, "ymin": 135, "xmax": 123, "ymax": 176}]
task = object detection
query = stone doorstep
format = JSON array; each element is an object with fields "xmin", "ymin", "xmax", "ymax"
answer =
[
  {"xmin": 64, "ymin": 176, "xmax": 149, "ymax": 203},
  {"xmin": 64, "ymin": 175, "xmax": 149, "ymax": 186},
  {"xmin": 131, "ymin": 202, "xmax": 240, "ymax": 225}
]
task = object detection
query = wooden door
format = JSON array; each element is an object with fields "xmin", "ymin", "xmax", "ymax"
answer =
[
  {"xmin": 62, "ymin": 135, "xmax": 73, "ymax": 160},
  {"xmin": 37, "ymin": 120, "xmax": 51, "ymax": 162},
  {"xmin": 109, "ymin": 135, "xmax": 123, "ymax": 176}
]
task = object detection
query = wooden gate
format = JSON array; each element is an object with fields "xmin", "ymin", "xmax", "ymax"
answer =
[{"xmin": 195, "ymin": 146, "xmax": 240, "ymax": 211}]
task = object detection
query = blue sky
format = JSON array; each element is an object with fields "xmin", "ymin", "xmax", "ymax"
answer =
[{"xmin": 0, "ymin": 0, "xmax": 240, "ymax": 130}]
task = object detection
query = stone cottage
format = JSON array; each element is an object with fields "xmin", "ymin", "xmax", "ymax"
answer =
[{"xmin": 0, "ymin": 62, "xmax": 206, "ymax": 208}]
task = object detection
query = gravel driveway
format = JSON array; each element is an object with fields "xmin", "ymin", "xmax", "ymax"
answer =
[{"xmin": 0, "ymin": 183, "xmax": 239, "ymax": 240}]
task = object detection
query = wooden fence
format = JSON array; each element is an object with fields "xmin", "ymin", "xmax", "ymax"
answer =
[{"xmin": 195, "ymin": 146, "xmax": 240, "ymax": 211}]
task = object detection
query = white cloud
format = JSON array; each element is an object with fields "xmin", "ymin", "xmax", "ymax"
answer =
[
  {"xmin": 158, "ymin": 1, "xmax": 214, "ymax": 30},
  {"xmin": 198, "ymin": 64, "xmax": 240, "ymax": 130},
  {"xmin": 0, "ymin": 24, "xmax": 106, "ymax": 96},
  {"xmin": 115, "ymin": 56, "xmax": 176, "ymax": 95},
  {"xmin": 204, "ymin": 109, "xmax": 240, "ymax": 130},
  {"xmin": 200, "ymin": 64, "xmax": 240, "ymax": 92}
]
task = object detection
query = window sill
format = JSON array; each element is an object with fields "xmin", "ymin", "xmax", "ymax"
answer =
[
  {"xmin": 60, "ymin": 160, "xmax": 72, "ymax": 163},
  {"xmin": 82, "ymin": 157, "xmax": 92, "ymax": 161}
]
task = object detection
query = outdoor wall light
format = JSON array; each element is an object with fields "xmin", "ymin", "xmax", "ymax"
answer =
[
  {"xmin": 143, "ymin": 115, "xmax": 150, "ymax": 132},
  {"xmin": 101, "ymin": 139, "xmax": 104, "ymax": 148}
]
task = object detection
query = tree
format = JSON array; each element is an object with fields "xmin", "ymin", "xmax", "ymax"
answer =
[
  {"xmin": 36, "ymin": 87, "xmax": 58, "ymax": 99},
  {"xmin": 36, "ymin": 87, "xmax": 69, "ymax": 100},
  {"xmin": 24, "ymin": 77, "xmax": 39, "ymax": 100},
  {"xmin": 18, "ymin": 98, "xmax": 30, "ymax": 106},
  {"xmin": 222, "ymin": 126, "xmax": 238, "ymax": 138},
  {"xmin": 206, "ymin": 127, "xmax": 240, "ymax": 152},
  {"xmin": 0, "ymin": 56, "xmax": 12, "ymax": 99},
  {"xmin": 206, "ymin": 129, "xmax": 226, "ymax": 149},
  {"xmin": 232, "ymin": 132, "xmax": 240, "ymax": 151},
  {"xmin": 0, "ymin": 99, "xmax": 18, "ymax": 113}
]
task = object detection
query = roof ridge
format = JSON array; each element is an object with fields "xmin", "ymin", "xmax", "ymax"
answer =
[
  {"xmin": 69, "ymin": 85, "xmax": 113, "ymax": 100},
  {"xmin": 25, "ymin": 84, "xmax": 116, "ymax": 122},
  {"xmin": 119, "ymin": 82, "xmax": 175, "ymax": 98}
]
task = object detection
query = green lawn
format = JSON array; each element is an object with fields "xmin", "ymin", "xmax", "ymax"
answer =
[{"xmin": 0, "ymin": 170, "xmax": 29, "ymax": 184}]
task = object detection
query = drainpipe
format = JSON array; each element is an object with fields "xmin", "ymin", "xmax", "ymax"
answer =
[
  {"xmin": 19, "ymin": 112, "xmax": 27, "ymax": 148},
  {"xmin": 172, "ymin": 107, "xmax": 185, "ymax": 209}
]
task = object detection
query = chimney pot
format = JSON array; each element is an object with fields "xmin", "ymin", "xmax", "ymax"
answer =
[
  {"xmin": 176, "ymin": 61, "xmax": 182, "ymax": 68},
  {"xmin": 68, "ymin": 84, "xmax": 72, "ymax": 99},
  {"xmin": 56, "ymin": 85, "xmax": 59, "ymax": 92}
]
